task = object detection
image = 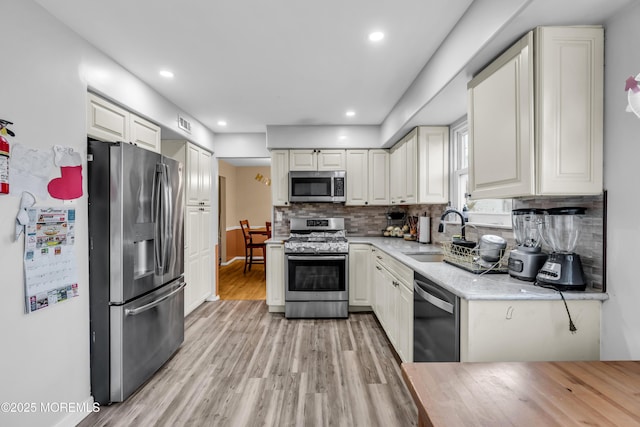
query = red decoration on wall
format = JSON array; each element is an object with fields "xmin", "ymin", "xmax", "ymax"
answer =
[{"xmin": 47, "ymin": 166, "xmax": 83, "ymax": 199}]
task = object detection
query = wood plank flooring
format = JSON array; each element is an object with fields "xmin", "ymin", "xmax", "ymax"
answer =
[
  {"xmin": 78, "ymin": 300, "xmax": 418, "ymax": 426},
  {"xmin": 218, "ymin": 260, "xmax": 266, "ymax": 301}
]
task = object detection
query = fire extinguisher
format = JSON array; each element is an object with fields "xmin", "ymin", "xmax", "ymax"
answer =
[{"xmin": 0, "ymin": 135, "xmax": 9, "ymax": 194}]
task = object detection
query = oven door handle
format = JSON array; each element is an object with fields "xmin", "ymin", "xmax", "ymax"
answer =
[{"xmin": 286, "ymin": 255, "xmax": 347, "ymax": 261}]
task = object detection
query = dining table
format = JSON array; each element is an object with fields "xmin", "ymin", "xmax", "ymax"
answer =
[{"xmin": 401, "ymin": 360, "xmax": 640, "ymax": 426}]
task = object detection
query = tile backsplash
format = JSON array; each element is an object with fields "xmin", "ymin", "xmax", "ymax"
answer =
[{"xmin": 274, "ymin": 193, "xmax": 605, "ymax": 290}]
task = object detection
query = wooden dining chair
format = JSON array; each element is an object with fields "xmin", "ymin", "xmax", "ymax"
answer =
[
  {"xmin": 239, "ymin": 220, "xmax": 266, "ymax": 274},
  {"xmin": 265, "ymin": 221, "xmax": 272, "ymax": 239}
]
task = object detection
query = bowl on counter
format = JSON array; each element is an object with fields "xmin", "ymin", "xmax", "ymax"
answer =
[{"xmin": 478, "ymin": 234, "xmax": 507, "ymax": 262}]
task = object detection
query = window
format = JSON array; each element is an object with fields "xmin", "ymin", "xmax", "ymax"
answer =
[
  {"xmin": 450, "ymin": 118, "xmax": 512, "ymax": 227},
  {"xmin": 451, "ymin": 120, "xmax": 468, "ymax": 211}
]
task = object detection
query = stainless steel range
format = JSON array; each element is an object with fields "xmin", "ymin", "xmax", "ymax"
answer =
[{"xmin": 284, "ymin": 218, "xmax": 349, "ymax": 318}]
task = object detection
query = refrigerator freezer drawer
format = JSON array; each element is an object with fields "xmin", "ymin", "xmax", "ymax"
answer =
[{"xmin": 109, "ymin": 279, "xmax": 185, "ymax": 403}]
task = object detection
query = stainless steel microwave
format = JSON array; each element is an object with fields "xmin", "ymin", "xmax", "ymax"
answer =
[{"xmin": 289, "ymin": 170, "xmax": 346, "ymax": 203}]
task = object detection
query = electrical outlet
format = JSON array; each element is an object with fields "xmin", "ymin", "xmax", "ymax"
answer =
[{"xmin": 276, "ymin": 211, "xmax": 283, "ymax": 222}]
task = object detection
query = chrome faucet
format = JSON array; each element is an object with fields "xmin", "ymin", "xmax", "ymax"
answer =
[{"xmin": 438, "ymin": 209, "xmax": 467, "ymax": 240}]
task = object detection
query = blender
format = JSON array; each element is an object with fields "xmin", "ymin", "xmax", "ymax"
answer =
[
  {"xmin": 536, "ymin": 207, "xmax": 587, "ymax": 291},
  {"xmin": 508, "ymin": 209, "xmax": 548, "ymax": 281}
]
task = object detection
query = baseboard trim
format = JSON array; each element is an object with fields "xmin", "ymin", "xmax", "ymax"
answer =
[{"xmin": 221, "ymin": 256, "xmax": 264, "ymax": 266}]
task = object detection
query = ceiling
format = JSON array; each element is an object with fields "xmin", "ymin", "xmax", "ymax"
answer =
[
  {"xmin": 35, "ymin": 0, "xmax": 474, "ymax": 134},
  {"xmin": 35, "ymin": 0, "xmax": 634, "ymax": 145}
]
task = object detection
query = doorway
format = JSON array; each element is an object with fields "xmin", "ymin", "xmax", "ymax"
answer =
[{"xmin": 217, "ymin": 158, "xmax": 271, "ymax": 301}]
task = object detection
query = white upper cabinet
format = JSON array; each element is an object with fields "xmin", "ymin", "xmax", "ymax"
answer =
[
  {"xmin": 468, "ymin": 26, "xmax": 603, "ymax": 199},
  {"xmin": 87, "ymin": 93, "xmax": 129, "ymax": 142},
  {"xmin": 130, "ymin": 114, "xmax": 161, "ymax": 153},
  {"xmin": 343, "ymin": 149, "xmax": 391, "ymax": 206},
  {"xmin": 271, "ymin": 150, "xmax": 290, "ymax": 206},
  {"xmin": 87, "ymin": 93, "xmax": 161, "ymax": 153},
  {"xmin": 346, "ymin": 150, "xmax": 368, "ymax": 206},
  {"xmin": 289, "ymin": 149, "xmax": 346, "ymax": 171},
  {"xmin": 368, "ymin": 149, "xmax": 390, "ymax": 205},
  {"xmin": 185, "ymin": 143, "xmax": 212, "ymax": 206},
  {"xmin": 417, "ymin": 126, "xmax": 449, "ymax": 204},
  {"xmin": 391, "ymin": 126, "xmax": 448, "ymax": 205}
]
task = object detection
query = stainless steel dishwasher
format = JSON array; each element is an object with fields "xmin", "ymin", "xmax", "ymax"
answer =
[{"xmin": 414, "ymin": 272, "xmax": 460, "ymax": 362}]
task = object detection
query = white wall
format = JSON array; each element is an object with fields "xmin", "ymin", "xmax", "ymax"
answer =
[
  {"xmin": 0, "ymin": 2, "xmax": 217, "ymax": 426},
  {"xmin": 266, "ymin": 125, "xmax": 380, "ymax": 149},
  {"xmin": 601, "ymin": 2, "xmax": 640, "ymax": 359},
  {"xmin": 214, "ymin": 133, "xmax": 270, "ymax": 158},
  {"xmin": 380, "ymin": 0, "xmax": 531, "ymax": 146}
]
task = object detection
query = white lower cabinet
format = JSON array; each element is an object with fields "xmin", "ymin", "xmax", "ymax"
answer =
[
  {"xmin": 184, "ymin": 206, "xmax": 212, "ymax": 315},
  {"xmin": 371, "ymin": 247, "xmax": 414, "ymax": 362},
  {"xmin": 348, "ymin": 244, "xmax": 371, "ymax": 307},
  {"xmin": 266, "ymin": 243, "xmax": 285, "ymax": 311},
  {"xmin": 396, "ymin": 282, "xmax": 414, "ymax": 363},
  {"xmin": 460, "ymin": 299, "xmax": 601, "ymax": 362}
]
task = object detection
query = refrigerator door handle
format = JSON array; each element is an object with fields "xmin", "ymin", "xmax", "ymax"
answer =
[
  {"xmin": 161, "ymin": 163, "xmax": 172, "ymax": 274},
  {"xmin": 124, "ymin": 281, "xmax": 186, "ymax": 316},
  {"xmin": 154, "ymin": 163, "xmax": 165, "ymax": 271}
]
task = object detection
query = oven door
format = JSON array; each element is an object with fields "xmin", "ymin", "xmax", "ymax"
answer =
[{"xmin": 285, "ymin": 254, "xmax": 348, "ymax": 301}]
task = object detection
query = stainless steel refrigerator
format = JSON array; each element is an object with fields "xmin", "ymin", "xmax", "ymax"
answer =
[{"xmin": 88, "ymin": 140, "xmax": 185, "ymax": 404}]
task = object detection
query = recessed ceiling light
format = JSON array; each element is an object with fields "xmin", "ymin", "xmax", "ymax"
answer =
[
  {"xmin": 159, "ymin": 70, "xmax": 174, "ymax": 78},
  {"xmin": 368, "ymin": 31, "xmax": 384, "ymax": 42},
  {"xmin": 217, "ymin": 120, "xmax": 227, "ymax": 126},
  {"xmin": 338, "ymin": 135, "xmax": 347, "ymax": 141},
  {"xmin": 345, "ymin": 111, "xmax": 356, "ymax": 117}
]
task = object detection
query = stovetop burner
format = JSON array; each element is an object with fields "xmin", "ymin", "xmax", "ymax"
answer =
[{"xmin": 285, "ymin": 218, "xmax": 349, "ymax": 254}]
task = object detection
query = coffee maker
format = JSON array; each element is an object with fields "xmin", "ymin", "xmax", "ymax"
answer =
[
  {"xmin": 508, "ymin": 209, "xmax": 548, "ymax": 281},
  {"xmin": 536, "ymin": 207, "xmax": 587, "ymax": 291}
]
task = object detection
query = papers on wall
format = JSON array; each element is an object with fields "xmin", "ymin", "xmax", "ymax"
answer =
[
  {"xmin": 10, "ymin": 144, "xmax": 54, "ymax": 199},
  {"xmin": 23, "ymin": 207, "xmax": 78, "ymax": 314}
]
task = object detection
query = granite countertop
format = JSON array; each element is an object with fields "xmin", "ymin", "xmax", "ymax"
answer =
[
  {"xmin": 265, "ymin": 235, "xmax": 607, "ymax": 301},
  {"xmin": 265, "ymin": 236, "xmax": 288, "ymax": 244},
  {"xmin": 349, "ymin": 237, "xmax": 608, "ymax": 302}
]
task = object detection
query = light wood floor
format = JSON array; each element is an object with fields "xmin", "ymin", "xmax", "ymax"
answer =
[
  {"xmin": 78, "ymin": 300, "xmax": 418, "ymax": 426},
  {"xmin": 218, "ymin": 260, "xmax": 266, "ymax": 300}
]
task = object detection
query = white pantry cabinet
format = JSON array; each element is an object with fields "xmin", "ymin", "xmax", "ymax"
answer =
[
  {"xmin": 460, "ymin": 299, "xmax": 600, "ymax": 362},
  {"xmin": 348, "ymin": 244, "xmax": 371, "ymax": 307},
  {"xmin": 345, "ymin": 149, "xmax": 389, "ymax": 206},
  {"xmin": 184, "ymin": 205, "xmax": 213, "ymax": 315},
  {"xmin": 270, "ymin": 150, "xmax": 290, "ymax": 206},
  {"xmin": 185, "ymin": 144, "xmax": 212, "ymax": 206},
  {"xmin": 266, "ymin": 243, "xmax": 285, "ymax": 312},
  {"xmin": 87, "ymin": 93, "xmax": 161, "ymax": 152},
  {"xmin": 390, "ymin": 126, "xmax": 448, "ymax": 205},
  {"xmin": 289, "ymin": 149, "xmax": 346, "ymax": 171},
  {"xmin": 162, "ymin": 140, "xmax": 214, "ymax": 315},
  {"xmin": 371, "ymin": 247, "xmax": 413, "ymax": 362},
  {"xmin": 468, "ymin": 26, "xmax": 603, "ymax": 199}
]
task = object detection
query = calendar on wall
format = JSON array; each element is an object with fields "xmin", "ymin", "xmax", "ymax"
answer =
[{"xmin": 23, "ymin": 207, "xmax": 78, "ymax": 314}]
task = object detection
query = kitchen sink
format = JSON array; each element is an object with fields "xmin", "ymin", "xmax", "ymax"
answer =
[{"xmin": 403, "ymin": 253, "xmax": 444, "ymax": 263}]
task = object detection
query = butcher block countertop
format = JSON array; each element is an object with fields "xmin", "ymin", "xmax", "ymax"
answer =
[{"xmin": 401, "ymin": 361, "xmax": 640, "ymax": 427}]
